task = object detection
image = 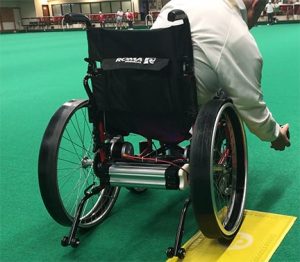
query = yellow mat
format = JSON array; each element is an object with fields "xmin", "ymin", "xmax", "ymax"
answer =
[{"xmin": 167, "ymin": 210, "xmax": 296, "ymax": 262}]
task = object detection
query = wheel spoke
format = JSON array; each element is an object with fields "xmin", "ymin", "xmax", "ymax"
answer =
[
  {"xmin": 70, "ymin": 113, "xmax": 87, "ymax": 156},
  {"xmin": 58, "ymin": 157, "xmax": 81, "ymax": 166}
]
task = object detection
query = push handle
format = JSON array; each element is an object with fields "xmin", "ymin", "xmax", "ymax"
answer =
[
  {"xmin": 64, "ymin": 13, "xmax": 92, "ymax": 28},
  {"xmin": 167, "ymin": 9, "xmax": 187, "ymax": 22}
]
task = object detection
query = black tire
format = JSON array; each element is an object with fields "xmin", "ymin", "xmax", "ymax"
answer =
[
  {"xmin": 38, "ymin": 99, "xmax": 120, "ymax": 227},
  {"xmin": 190, "ymin": 100, "xmax": 247, "ymax": 240}
]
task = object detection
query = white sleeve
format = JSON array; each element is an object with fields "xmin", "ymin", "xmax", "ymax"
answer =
[{"xmin": 215, "ymin": 29, "xmax": 280, "ymax": 142}]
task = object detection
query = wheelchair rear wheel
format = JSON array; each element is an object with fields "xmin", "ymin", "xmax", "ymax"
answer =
[
  {"xmin": 190, "ymin": 100, "xmax": 247, "ymax": 240},
  {"xmin": 38, "ymin": 99, "xmax": 120, "ymax": 227}
]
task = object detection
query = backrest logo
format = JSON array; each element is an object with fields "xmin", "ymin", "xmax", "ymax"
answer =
[{"xmin": 115, "ymin": 57, "xmax": 157, "ymax": 64}]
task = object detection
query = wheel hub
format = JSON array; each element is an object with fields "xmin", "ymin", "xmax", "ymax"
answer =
[
  {"xmin": 215, "ymin": 165, "xmax": 232, "ymax": 196},
  {"xmin": 81, "ymin": 156, "xmax": 93, "ymax": 168},
  {"xmin": 218, "ymin": 174, "xmax": 232, "ymax": 196}
]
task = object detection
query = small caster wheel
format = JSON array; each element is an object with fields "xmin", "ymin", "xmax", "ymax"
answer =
[
  {"xmin": 61, "ymin": 236, "xmax": 69, "ymax": 247},
  {"xmin": 166, "ymin": 247, "xmax": 175, "ymax": 258},
  {"xmin": 126, "ymin": 187, "xmax": 148, "ymax": 194},
  {"xmin": 70, "ymin": 238, "xmax": 80, "ymax": 248},
  {"xmin": 177, "ymin": 248, "xmax": 186, "ymax": 259}
]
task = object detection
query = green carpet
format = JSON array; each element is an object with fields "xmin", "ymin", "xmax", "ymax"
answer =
[{"xmin": 0, "ymin": 24, "xmax": 299, "ymax": 261}]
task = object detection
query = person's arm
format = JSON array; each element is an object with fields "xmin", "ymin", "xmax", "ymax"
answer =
[{"xmin": 215, "ymin": 24, "xmax": 290, "ymax": 150}]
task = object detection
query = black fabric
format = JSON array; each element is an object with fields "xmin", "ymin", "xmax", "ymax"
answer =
[
  {"xmin": 87, "ymin": 25, "xmax": 197, "ymax": 143},
  {"xmin": 87, "ymin": 26, "xmax": 193, "ymax": 62},
  {"xmin": 91, "ymin": 69, "xmax": 174, "ymax": 113}
]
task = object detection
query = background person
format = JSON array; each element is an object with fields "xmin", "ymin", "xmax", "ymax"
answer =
[
  {"xmin": 125, "ymin": 9, "xmax": 134, "ymax": 29},
  {"xmin": 152, "ymin": 0, "xmax": 290, "ymax": 151},
  {"xmin": 266, "ymin": 0, "xmax": 275, "ymax": 25},
  {"xmin": 116, "ymin": 9, "xmax": 124, "ymax": 30},
  {"xmin": 99, "ymin": 11, "xmax": 105, "ymax": 28}
]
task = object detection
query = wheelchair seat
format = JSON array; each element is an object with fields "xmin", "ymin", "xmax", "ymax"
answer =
[{"xmin": 87, "ymin": 20, "xmax": 197, "ymax": 143}]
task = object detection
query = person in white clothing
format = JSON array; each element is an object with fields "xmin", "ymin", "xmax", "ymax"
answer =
[
  {"xmin": 116, "ymin": 9, "xmax": 124, "ymax": 30},
  {"xmin": 265, "ymin": 0, "xmax": 275, "ymax": 24},
  {"xmin": 152, "ymin": 0, "xmax": 290, "ymax": 151}
]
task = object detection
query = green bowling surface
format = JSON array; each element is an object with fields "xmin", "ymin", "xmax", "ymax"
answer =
[{"xmin": 0, "ymin": 24, "xmax": 299, "ymax": 262}]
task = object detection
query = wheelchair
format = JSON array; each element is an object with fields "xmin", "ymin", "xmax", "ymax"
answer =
[{"xmin": 38, "ymin": 10, "xmax": 247, "ymax": 259}]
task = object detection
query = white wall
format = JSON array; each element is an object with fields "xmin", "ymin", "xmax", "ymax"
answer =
[{"xmin": 34, "ymin": 0, "xmax": 43, "ymax": 16}]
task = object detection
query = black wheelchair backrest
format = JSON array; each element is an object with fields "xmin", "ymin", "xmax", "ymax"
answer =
[{"xmin": 86, "ymin": 11, "xmax": 197, "ymax": 143}]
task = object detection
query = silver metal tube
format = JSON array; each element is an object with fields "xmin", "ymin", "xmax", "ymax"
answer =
[{"xmin": 109, "ymin": 162, "xmax": 169, "ymax": 189}]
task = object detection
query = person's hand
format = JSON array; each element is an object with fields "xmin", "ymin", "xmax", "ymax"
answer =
[{"xmin": 271, "ymin": 124, "xmax": 291, "ymax": 151}]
